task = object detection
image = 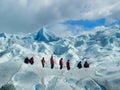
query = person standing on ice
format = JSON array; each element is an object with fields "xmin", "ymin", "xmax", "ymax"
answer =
[
  {"xmin": 66, "ymin": 60, "xmax": 70, "ymax": 70},
  {"xmin": 77, "ymin": 61, "xmax": 82, "ymax": 69},
  {"xmin": 29, "ymin": 57, "xmax": 34, "ymax": 65},
  {"xmin": 41, "ymin": 57, "xmax": 45, "ymax": 68},
  {"xmin": 84, "ymin": 61, "xmax": 89, "ymax": 68},
  {"xmin": 50, "ymin": 56, "xmax": 54, "ymax": 69},
  {"xmin": 59, "ymin": 58, "xmax": 63, "ymax": 69},
  {"xmin": 24, "ymin": 57, "xmax": 29, "ymax": 64}
]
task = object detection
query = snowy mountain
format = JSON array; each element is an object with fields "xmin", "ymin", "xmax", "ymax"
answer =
[
  {"xmin": 0, "ymin": 26, "xmax": 120, "ymax": 90},
  {"xmin": 34, "ymin": 27, "xmax": 60, "ymax": 42},
  {"xmin": 0, "ymin": 33, "xmax": 7, "ymax": 38}
]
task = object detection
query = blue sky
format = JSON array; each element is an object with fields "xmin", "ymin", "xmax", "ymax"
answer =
[
  {"xmin": 0, "ymin": 0, "xmax": 120, "ymax": 36},
  {"xmin": 48, "ymin": 18, "xmax": 120, "ymax": 37},
  {"xmin": 65, "ymin": 18, "xmax": 120, "ymax": 29},
  {"xmin": 64, "ymin": 18, "xmax": 106, "ymax": 29}
]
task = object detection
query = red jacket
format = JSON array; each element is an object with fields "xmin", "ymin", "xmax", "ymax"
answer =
[
  {"xmin": 59, "ymin": 58, "xmax": 63, "ymax": 65},
  {"xmin": 29, "ymin": 57, "xmax": 34, "ymax": 65},
  {"xmin": 50, "ymin": 56, "xmax": 54, "ymax": 64},
  {"xmin": 66, "ymin": 60, "xmax": 70, "ymax": 67}
]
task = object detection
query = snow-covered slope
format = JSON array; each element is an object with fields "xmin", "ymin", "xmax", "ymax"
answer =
[{"xmin": 0, "ymin": 26, "xmax": 120, "ymax": 90}]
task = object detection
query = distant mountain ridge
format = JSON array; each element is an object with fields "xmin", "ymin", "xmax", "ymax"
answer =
[{"xmin": 34, "ymin": 27, "xmax": 60, "ymax": 42}]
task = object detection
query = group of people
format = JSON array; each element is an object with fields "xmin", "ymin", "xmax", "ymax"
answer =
[
  {"xmin": 24, "ymin": 57, "xmax": 34, "ymax": 65},
  {"xmin": 40, "ymin": 56, "xmax": 70, "ymax": 70},
  {"xmin": 24, "ymin": 56, "xmax": 89, "ymax": 70},
  {"xmin": 77, "ymin": 61, "xmax": 89, "ymax": 69}
]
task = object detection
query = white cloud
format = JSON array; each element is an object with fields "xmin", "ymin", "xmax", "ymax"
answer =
[
  {"xmin": 47, "ymin": 24, "xmax": 73, "ymax": 37},
  {"xmin": 47, "ymin": 23, "xmax": 84, "ymax": 37},
  {"xmin": 0, "ymin": 0, "xmax": 120, "ymax": 34}
]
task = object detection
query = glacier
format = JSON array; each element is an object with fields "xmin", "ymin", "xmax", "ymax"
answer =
[
  {"xmin": 0, "ymin": 26, "xmax": 120, "ymax": 90},
  {"xmin": 34, "ymin": 27, "xmax": 60, "ymax": 42}
]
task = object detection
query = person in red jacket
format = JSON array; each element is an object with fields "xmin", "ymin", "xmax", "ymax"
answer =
[
  {"xmin": 29, "ymin": 57, "xmax": 34, "ymax": 65},
  {"xmin": 50, "ymin": 56, "xmax": 54, "ymax": 69},
  {"xmin": 66, "ymin": 60, "xmax": 70, "ymax": 70},
  {"xmin": 59, "ymin": 58, "xmax": 63, "ymax": 69}
]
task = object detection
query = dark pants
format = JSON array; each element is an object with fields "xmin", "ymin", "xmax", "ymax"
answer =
[
  {"xmin": 60, "ymin": 64, "xmax": 63, "ymax": 69},
  {"xmin": 67, "ymin": 67, "xmax": 70, "ymax": 70},
  {"xmin": 42, "ymin": 64, "xmax": 44, "ymax": 68},
  {"xmin": 51, "ymin": 64, "xmax": 54, "ymax": 69}
]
